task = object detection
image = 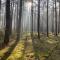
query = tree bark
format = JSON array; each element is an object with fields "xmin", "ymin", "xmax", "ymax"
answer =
[
  {"xmin": 0, "ymin": 0, "xmax": 1, "ymax": 10},
  {"xmin": 37, "ymin": 0, "xmax": 40, "ymax": 38},
  {"xmin": 52, "ymin": 1, "xmax": 54, "ymax": 33},
  {"xmin": 4, "ymin": 0, "xmax": 11, "ymax": 45},
  {"xmin": 58, "ymin": 2, "xmax": 60, "ymax": 34},
  {"xmin": 47, "ymin": 0, "xmax": 49, "ymax": 37},
  {"xmin": 16, "ymin": 0, "xmax": 22, "ymax": 41},
  {"xmin": 55, "ymin": 0, "xmax": 57, "ymax": 36},
  {"xmin": 31, "ymin": 0, "xmax": 33, "ymax": 37}
]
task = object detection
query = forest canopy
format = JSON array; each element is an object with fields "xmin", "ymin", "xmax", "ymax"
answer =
[{"xmin": 0, "ymin": 0, "xmax": 60, "ymax": 60}]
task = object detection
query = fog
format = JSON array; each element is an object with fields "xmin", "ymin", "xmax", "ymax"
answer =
[{"xmin": 0, "ymin": 0, "xmax": 59, "ymax": 33}]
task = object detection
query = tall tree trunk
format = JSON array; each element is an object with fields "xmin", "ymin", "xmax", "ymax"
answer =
[
  {"xmin": 42, "ymin": 3, "xmax": 44, "ymax": 34},
  {"xmin": 52, "ymin": 1, "xmax": 54, "ymax": 34},
  {"xmin": 37, "ymin": 0, "xmax": 40, "ymax": 38},
  {"xmin": 10, "ymin": 1, "xmax": 13, "ymax": 34},
  {"xmin": 4, "ymin": 0, "xmax": 11, "ymax": 45},
  {"xmin": 16, "ymin": 3, "xmax": 19, "ymax": 31},
  {"xmin": 55, "ymin": 0, "xmax": 57, "ymax": 36},
  {"xmin": 0, "ymin": 0, "xmax": 1, "ymax": 14},
  {"xmin": 31, "ymin": 0, "xmax": 33, "ymax": 37},
  {"xmin": 16, "ymin": 0, "xmax": 22, "ymax": 41},
  {"xmin": 0, "ymin": 0, "xmax": 1, "ymax": 10},
  {"xmin": 47, "ymin": 0, "xmax": 49, "ymax": 37},
  {"xmin": 58, "ymin": 2, "xmax": 60, "ymax": 34}
]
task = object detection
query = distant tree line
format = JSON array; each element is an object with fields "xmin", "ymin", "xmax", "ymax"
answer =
[{"xmin": 0, "ymin": 0, "xmax": 60, "ymax": 46}]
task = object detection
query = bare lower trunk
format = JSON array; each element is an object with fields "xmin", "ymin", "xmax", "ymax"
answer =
[
  {"xmin": 37, "ymin": 0, "xmax": 40, "ymax": 38},
  {"xmin": 4, "ymin": 0, "xmax": 11, "ymax": 45}
]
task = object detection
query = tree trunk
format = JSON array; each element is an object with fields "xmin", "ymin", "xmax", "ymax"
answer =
[
  {"xmin": 47, "ymin": 0, "xmax": 49, "ymax": 37},
  {"xmin": 58, "ymin": 2, "xmax": 60, "ymax": 34},
  {"xmin": 37, "ymin": 0, "xmax": 40, "ymax": 38},
  {"xmin": 42, "ymin": 3, "xmax": 44, "ymax": 34},
  {"xmin": 55, "ymin": 0, "xmax": 57, "ymax": 36},
  {"xmin": 4, "ymin": 0, "xmax": 11, "ymax": 45},
  {"xmin": 10, "ymin": 1, "xmax": 13, "ymax": 34},
  {"xmin": 16, "ymin": 0, "xmax": 22, "ymax": 41},
  {"xmin": 52, "ymin": 1, "xmax": 54, "ymax": 34},
  {"xmin": 31, "ymin": 0, "xmax": 33, "ymax": 37},
  {"xmin": 0, "ymin": 0, "xmax": 1, "ymax": 10}
]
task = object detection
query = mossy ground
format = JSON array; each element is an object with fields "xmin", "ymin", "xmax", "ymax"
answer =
[{"xmin": 0, "ymin": 33, "xmax": 60, "ymax": 60}]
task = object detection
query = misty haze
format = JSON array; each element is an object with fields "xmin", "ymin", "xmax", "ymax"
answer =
[{"xmin": 0, "ymin": 0, "xmax": 60, "ymax": 60}]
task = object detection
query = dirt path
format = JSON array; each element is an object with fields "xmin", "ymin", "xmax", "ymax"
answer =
[{"xmin": 24, "ymin": 36, "xmax": 35, "ymax": 60}]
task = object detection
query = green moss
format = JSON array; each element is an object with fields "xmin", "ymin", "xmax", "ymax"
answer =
[{"xmin": 7, "ymin": 40, "xmax": 25, "ymax": 60}]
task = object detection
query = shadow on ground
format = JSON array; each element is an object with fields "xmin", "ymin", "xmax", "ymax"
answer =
[{"xmin": 1, "ymin": 40, "xmax": 20, "ymax": 60}]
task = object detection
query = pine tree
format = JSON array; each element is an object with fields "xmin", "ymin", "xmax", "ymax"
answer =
[
  {"xmin": 47, "ymin": 0, "xmax": 49, "ymax": 37},
  {"xmin": 37, "ymin": 0, "xmax": 40, "ymax": 38},
  {"xmin": 4, "ymin": 0, "xmax": 11, "ymax": 45},
  {"xmin": 16, "ymin": 0, "xmax": 22, "ymax": 41}
]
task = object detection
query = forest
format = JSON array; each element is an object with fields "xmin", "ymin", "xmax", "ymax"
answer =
[{"xmin": 0, "ymin": 0, "xmax": 60, "ymax": 60}]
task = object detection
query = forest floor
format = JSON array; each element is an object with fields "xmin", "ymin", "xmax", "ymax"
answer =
[{"xmin": 0, "ymin": 33, "xmax": 60, "ymax": 60}]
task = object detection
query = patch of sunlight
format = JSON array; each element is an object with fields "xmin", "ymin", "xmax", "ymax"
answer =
[
  {"xmin": 26, "ymin": 33, "xmax": 31, "ymax": 36},
  {"xmin": 33, "ymin": 32, "xmax": 38, "ymax": 35},
  {"xmin": 40, "ymin": 57, "xmax": 46, "ymax": 60},
  {"xmin": 7, "ymin": 40, "xmax": 25, "ymax": 60},
  {"xmin": 46, "ymin": 39, "xmax": 58, "ymax": 44},
  {"xmin": 39, "ymin": 51, "xmax": 49, "ymax": 60},
  {"xmin": 40, "ymin": 52, "xmax": 49, "ymax": 57},
  {"xmin": 0, "ymin": 47, "xmax": 9, "ymax": 57},
  {"xmin": 58, "ymin": 33, "xmax": 60, "ymax": 36}
]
